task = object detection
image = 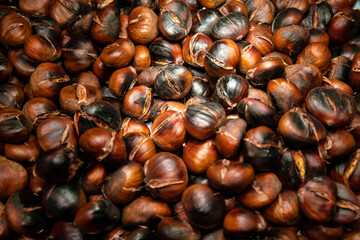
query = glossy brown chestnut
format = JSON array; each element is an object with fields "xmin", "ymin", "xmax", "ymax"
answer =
[
  {"xmin": 273, "ymin": 25, "xmax": 310, "ymax": 57},
  {"xmin": 219, "ymin": 0, "xmax": 247, "ymax": 16},
  {"xmin": 271, "ymin": 8, "xmax": 303, "ymax": 33},
  {"xmin": 184, "ymin": 96, "xmax": 226, "ymax": 140},
  {"xmin": 49, "ymin": 0, "xmax": 82, "ymax": 27},
  {"xmin": 36, "ymin": 116, "xmax": 77, "ymax": 151},
  {"xmin": 301, "ymin": 1, "xmax": 332, "ymax": 30},
  {"xmin": 238, "ymin": 172, "xmax": 282, "ymax": 209},
  {"xmin": 50, "ymin": 222, "xmax": 84, "ymax": 240},
  {"xmin": 301, "ymin": 220, "xmax": 344, "ymax": 240},
  {"xmin": 263, "ymin": 190, "xmax": 301, "ymax": 226},
  {"xmin": 74, "ymin": 199, "xmax": 120, "ymax": 234},
  {"xmin": 149, "ymin": 37, "xmax": 183, "ymax": 66},
  {"xmin": 24, "ymin": 34, "xmax": 62, "ymax": 63},
  {"xmin": 108, "ymin": 66, "xmax": 137, "ymax": 99},
  {"xmin": 197, "ymin": 0, "xmax": 225, "ymax": 8},
  {"xmin": 29, "ymin": 62, "xmax": 70, "ymax": 100},
  {"xmin": 204, "ymin": 39, "xmax": 240, "ymax": 78},
  {"xmin": 245, "ymin": 23, "xmax": 274, "ymax": 56},
  {"xmin": 157, "ymin": 217, "xmax": 201, "ymax": 240},
  {"xmin": 18, "ymin": 0, "xmax": 52, "ymax": 16},
  {"xmin": 7, "ymin": 48, "xmax": 38, "ymax": 77},
  {"xmin": 236, "ymin": 41, "xmax": 262, "ymax": 74},
  {"xmin": 132, "ymin": 45, "xmax": 151, "ymax": 72},
  {"xmin": 119, "ymin": 117, "xmax": 150, "ymax": 137},
  {"xmin": 191, "ymin": 8, "xmax": 222, "ymax": 36},
  {"xmin": 309, "ymin": 28, "xmax": 330, "ymax": 46},
  {"xmin": 158, "ymin": 1, "xmax": 192, "ymax": 41},
  {"xmin": 154, "ymin": 64, "xmax": 193, "ymax": 100},
  {"xmin": 0, "ymin": 83, "xmax": 24, "ymax": 109},
  {"xmin": 128, "ymin": 6, "xmax": 158, "ymax": 44},
  {"xmin": 223, "ymin": 207, "xmax": 267, "ymax": 238},
  {"xmin": 215, "ymin": 118, "xmax": 247, "ymax": 158},
  {"xmin": 345, "ymin": 114, "xmax": 360, "ymax": 148},
  {"xmin": 36, "ymin": 144, "xmax": 82, "ymax": 183},
  {"xmin": 245, "ymin": 0, "xmax": 275, "ymax": 24},
  {"xmin": 296, "ymin": 43, "xmax": 331, "ymax": 73},
  {"xmin": 297, "ymin": 176, "xmax": 337, "ymax": 223},
  {"xmin": 5, "ymin": 189, "xmax": 46, "ymax": 236},
  {"xmin": 305, "ymin": 87, "xmax": 357, "ymax": 128},
  {"xmin": 207, "ymin": 159, "xmax": 255, "ymax": 196},
  {"xmin": 212, "ymin": 12, "xmax": 249, "ymax": 41},
  {"xmin": 0, "ymin": 53, "xmax": 12, "ymax": 83},
  {"xmin": 328, "ymin": 9, "xmax": 358, "ymax": 46},
  {"xmin": 22, "ymin": 97, "xmax": 58, "ymax": 127},
  {"xmin": 0, "ymin": 156, "xmax": 28, "ymax": 200},
  {"xmin": 4, "ymin": 135, "xmax": 41, "ymax": 164},
  {"xmin": 149, "ymin": 100, "xmax": 186, "ymax": 121},
  {"xmin": 102, "ymin": 161, "xmax": 143, "ymax": 205},
  {"xmin": 327, "ymin": 56, "xmax": 352, "ymax": 83},
  {"xmin": 322, "ymin": 78, "xmax": 354, "ymax": 96},
  {"xmin": 0, "ymin": 202, "xmax": 11, "ymax": 240},
  {"xmin": 151, "ymin": 110, "xmax": 186, "ymax": 152},
  {"xmin": 0, "ymin": 12, "xmax": 31, "ymax": 47},
  {"xmin": 0, "ymin": 107, "xmax": 32, "ymax": 143},
  {"xmin": 123, "ymin": 132, "xmax": 156, "ymax": 165},
  {"xmin": 121, "ymin": 85, "xmax": 153, "ymax": 120},
  {"xmin": 187, "ymin": 76, "xmax": 212, "ymax": 100},
  {"xmin": 182, "ymin": 184, "xmax": 226, "ymax": 229},
  {"xmin": 333, "ymin": 182, "xmax": 360, "ymax": 225},
  {"xmin": 267, "ymin": 78, "xmax": 301, "ymax": 113},
  {"xmin": 182, "ymin": 33, "xmax": 213, "ymax": 68},
  {"xmin": 78, "ymin": 162, "xmax": 106, "ymax": 194},
  {"xmin": 145, "ymin": 152, "xmax": 188, "ymax": 202},
  {"xmin": 79, "ymin": 127, "xmax": 127, "ymax": 167},
  {"xmin": 42, "ymin": 183, "xmax": 86, "ymax": 221},
  {"xmin": 122, "ymin": 196, "xmax": 171, "ymax": 228},
  {"xmin": 100, "ymin": 38, "xmax": 135, "ymax": 68}
]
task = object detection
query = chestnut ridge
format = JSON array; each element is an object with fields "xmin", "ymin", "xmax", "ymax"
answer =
[{"xmin": 0, "ymin": 0, "xmax": 360, "ymax": 239}]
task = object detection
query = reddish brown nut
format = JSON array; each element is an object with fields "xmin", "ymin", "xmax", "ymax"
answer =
[
  {"xmin": 157, "ymin": 217, "xmax": 201, "ymax": 240},
  {"xmin": 119, "ymin": 117, "xmax": 150, "ymax": 137},
  {"xmin": 4, "ymin": 135, "xmax": 41, "ymax": 164},
  {"xmin": 100, "ymin": 38, "xmax": 135, "ymax": 68},
  {"xmin": 121, "ymin": 85, "xmax": 153, "ymax": 120},
  {"xmin": 108, "ymin": 66, "xmax": 137, "ymax": 100},
  {"xmin": 245, "ymin": 0, "xmax": 275, "ymax": 24},
  {"xmin": 24, "ymin": 34, "xmax": 62, "ymax": 63},
  {"xmin": 145, "ymin": 152, "xmax": 188, "ymax": 202},
  {"xmin": 123, "ymin": 132, "xmax": 156, "ymax": 165},
  {"xmin": 245, "ymin": 23, "xmax": 274, "ymax": 56},
  {"xmin": 296, "ymin": 43, "xmax": 331, "ymax": 73},
  {"xmin": 132, "ymin": 45, "xmax": 151, "ymax": 72},
  {"xmin": 0, "ymin": 107, "xmax": 33, "ymax": 143},
  {"xmin": 0, "ymin": 12, "xmax": 31, "ymax": 47},
  {"xmin": 128, "ymin": 6, "xmax": 158, "ymax": 44},
  {"xmin": 350, "ymin": 52, "xmax": 360, "ymax": 91},
  {"xmin": 78, "ymin": 162, "xmax": 107, "ymax": 194},
  {"xmin": 182, "ymin": 33, "xmax": 213, "ymax": 68},
  {"xmin": 236, "ymin": 41, "xmax": 262, "ymax": 74}
]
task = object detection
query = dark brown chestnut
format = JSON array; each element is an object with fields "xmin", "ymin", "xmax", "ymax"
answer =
[
  {"xmin": 236, "ymin": 41, "xmax": 262, "ymax": 75},
  {"xmin": 7, "ymin": 48, "xmax": 37, "ymax": 77},
  {"xmin": 301, "ymin": 1, "xmax": 332, "ymax": 30},
  {"xmin": 121, "ymin": 85, "xmax": 153, "ymax": 120},
  {"xmin": 22, "ymin": 97, "xmax": 58, "ymax": 128},
  {"xmin": 119, "ymin": 117, "xmax": 150, "ymax": 137},
  {"xmin": 191, "ymin": 8, "xmax": 222, "ymax": 36},
  {"xmin": 108, "ymin": 66, "xmax": 137, "ymax": 99},
  {"xmin": 128, "ymin": 6, "xmax": 158, "ymax": 44},
  {"xmin": 4, "ymin": 135, "xmax": 41, "ymax": 164},
  {"xmin": 49, "ymin": 0, "xmax": 82, "ymax": 27},
  {"xmin": 272, "ymin": 8, "xmax": 303, "ymax": 33},
  {"xmin": 350, "ymin": 52, "xmax": 360, "ymax": 91},
  {"xmin": 328, "ymin": 9, "xmax": 358, "ymax": 46},
  {"xmin": 301, "ymin": 220, "xmax": 344, "ymax": 240},
  {"xmin": 24, "ymin": 34, "xmax": 62, "ymax": 63},
  {"xmin": 0, "ymin": 107, "xmax": 32, "ymax": 143},
  {"xmin": 100, "ymin": 38, "xmax": 135, "ymax": 68},
  {"xmin": 78, "ymin": 161, "xmax": 106, "ymax": 194},
  {"xmin": 212, "ymin": 12, "xmax": 249, "ymax": 41},
  {"xmin": 333, "ymin": 182, "xmax": 360, "ymax": 225},
  {"xmin": 0, "ymin": 53, "xmax": 12, "ymax": 83},
  {"xmin": 50, "ymin": 221, "xmax": 84, "ymax": 240},
  {"xmin": 245, "ymin": 0, "xmax": 275, "ymax": 24},
  {"xmin": 157, "ymin": 217, "xmax": 201, "ymax": 240},
  {"xmin": 309, "ymin": 28, "xmax": 330, "ymax": 46},
  {"xmin": 145, "ymin": 152, "xmax": 188, "ymax": 202},
  {"xmin": 123, "ymin": 132, "xmax": 156, "ymax": 165},
  {"xmin": 182, "ymin": 33, "xmax": 213, "ymax": 68},
  {"xmin": 0, "ymin": 12, "xmax": 31, "ymax": 47},
  {"xmin": 327, "ymin": 56, "xmax": 352, "ymax": 83},
  {"xmin": 296, "ymin": 43, "xmax": 331, "ymax": 73},
  {"xmin": 0, "ymin": 83, "xmax": 24, "ymax": 109},
  {"xmin": 272, "ymin": 0, "xmax": 309, "ymax": 13},
  {"xmin": 149, "ymin": 37, "xmax": 184, "ymax": 66},
  {"xmin": 245, "ymin": 23, "xmax": 274, "ymax": 56}
]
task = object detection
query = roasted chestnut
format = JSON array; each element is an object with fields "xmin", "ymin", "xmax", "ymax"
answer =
[
  {"xmin": 182, "ymin": 33, "xmax": 213, "ymax": 68},
  {"xmin": 0, "ymin": 107, "xmax": 32, "ymax": 143},
  {"xmin": 212, "ymin": 12, "xmax": 249, "ymax": 41},
  {"xmin": 122, "ymin": 85, "xmax": 153, "ymax": 120},
  {"xmin": 128, "ymin": 6, "xmax": 158, "ymax": 44},
  {"xmin": 245, "ymin": 0, "xmax": 276, "ymax": 24},
  {"xmin": 24, "ymin": 34, "xmax": 62, "ymax": 63},
  {"xmin": 0, "ymin": 12, "xmax": 31, "ymax": 47},
  {"xmin": 149, "ymin": 37, "xmax": 183, "ymax": 66},
  {"xmin": 100, "ymin": 38, "xmax": 135, "ymax": 68}
]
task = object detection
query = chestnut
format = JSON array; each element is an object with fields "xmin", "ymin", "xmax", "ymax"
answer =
[
  {"xmin": 204, "ymin": 39, "xmax": 240, "ymax": 78},
  {"xmin": 127, "ymin": 228, "xmax": 159, "ymax": 240},
  {"xmin": 215, "ymin": 118, "xmax": 247, "ymax": 158},
  {"xmin": 301, "ymin": 1, "xmax": 332, "ymax": 30},
  {"xmin": 0, "ymin": 12, "xmax": 31, "ymax": 47},
  {"xmin": 245, "ymin": 0, "xmax": 275, "ymax": 24},
  {"xmin": 158, "ymin": 1, "xmax": 192, "ymax": 41},
  {"xmin": 149, "ymin": 37, "xmax": 183, "ymax": 66},
  {"xmin": 122, "ymin": 196, "xmax": 171, "ymax": 228},
  {"xmin": 90, "ymin": 3, "xmax": 120, "ymax": 44},
  {"xmin": 149, "ymin": 100, "xmax": 186, "ymax": 121},
  {"xmin": 245, "ymin": 23, "xmax": 274, "ymax": 56},
  {"xmin": 0, "ymin": 83, "xmax": 24, "ymax": 109},
  {"xmin": 121, "ymin": 85, "xmax": 153, "ymax": 120},
  {"xmin": 102, "ymin": 161, "xmax": 143, "ymax": 205},
  {"xmin": 128, "ymin": 6, "xmax": 158, "ymax": 44},
  {"xmin": 223, "ymin": 207, "xmax": 268, "ymax": 238},
  {"xmin": 0, "ymin": 53, "xmax": 12, "ymax": 83},
  {"xmin": 346, "ymin": 114, "xmax": 360, "ymax": 148},
  {"xmin": 108, "ymin": 66, "xmax": 137, "ymax": 99},
  {"xmin": 263, "ymin": 190, "xmax": 302, "ymax": 226},
  {"xmin": 79, "ymin": 127, "xmax": 127, "ymax": 167},
  {"xmin": 138, "ymin": 66, "xmax": 164, "ymax": 88},
  {"xmin": 278, "ymin": 108, "xmax": 326, "ymax": 149},
  {"xmin": 145, "ymin": 152, "xmax": 188, "ymax": 202},
  {"xmin": 277, "ymin": 149, "xmax": 327, "ymax": 190},
  {"xmin": 327, "ymin": 56, "xmax": 352, "ymax": 83},
  {"xmin": 0, "ymin": 156, "xmax": 28, "ymax": 200},
  {"xmin": 151, "ymin": 110, "xmax": 186, "ymax": 152},
  {"xmin": 183, "ymin": 138, "xmax": 220, "ymax": 174},
  {"xmin": 154, "ymin": 64, "xmax": 193, "ymax": 100},
  {"xmin": 272, "ymin": 8, "xmax": 303, "ymax": 33},
  {"xmin": 207, "ymin": 159, "xmax": 255, "ymax": 196},
  {"xmin": 297, "ymin": 176, "xmax": 337, "ymax": 223},
  {"xmin": 322, "ymin": 78, "xmax": 354, "ymax": 96},
  {"xmin": 238, "ymin": 172, "xmax": 282, "ymax": 209},
  {"xmin": 157, "ymin": 217, "xmax": 201, "ymax": 240},
  {"xmin": 333, "ymin": 182, "xmax": 360, "ymax": 225},
  {"xmin": 19, "ymin": 0, "xmax": 52, "ymax": 16},
  {"xmin": 350, "ymin": 52, "xmax": 360, "ymax": 91},
  {"xmin": 305, "ymin": 87, "xmax": 357, "ymax": 128},
  {"xmin": 50, "ymin": 222, "xmax": 84, "ymax": 240},
  {"xmin": 78, "ymin": 162, "xmax": 106, "ymax": 194},
  {"xmin": 36, "ymin": 144, "xmax": 82, "ymax": 183},
  {"xmin": 191, "ymin": 8, "xmax": 222, "ymax": 36},
  {"xmin": 22, "ymin": 97, "xmax": 58, "ymax": 128},
  {"xmin": 49, "ymin": 0, "xmax": 82, "ymax": 27},
  {"xmin": 42, "ymin": 183, "xmax": 86, "ymax": 221},
  {"xmin": 187, "ymin": 76, "xmax": 213, "ymax": 100},
  {"xmin": 0, "ymin": 107, "xmax": 32, "ymax": 143},
  {"xmin": 181, "ymin": 184, "xmax": 226, "ymax": 229},
  {"xmin": 132, "ymin": 45, "xmax": 151, "ymax": 72},
  {"xmin": 273, "ymin": 25, "xmax": 310, "ymax": 57},
  {"xmin": 123, "ymin": 132, "xmax": 156, "ymax": 165},
  {"xmin": 212, "ymin": 12, "xmax": 249, "ymax": 41},
  {"xmin": 309, "ymin": 28, "xmax": 330, "ymax": 46},
  {"xmin": 24, "ymin": 34, "xmax": 62, "ymax": 63},
  {"xmin": 328, "ymin": 9, "xmax": 358, "ymax": 46},
  {"xmin": 0, "ymin": 202, "xmax": 11, "ymax": 240},
  {"xmin": 4, "ymin": 135, "xmax": 41, "ymax": 164},
  {"xmin": 74, "ymin": 199, "xmax": 120, "ymax": 234},
  {"xmin": 296, "ymin": 43, "xmax": 331, "ymax": 73},
  {"xmin": 120, "ymin": 117, "xmax": 150, "ymax": 137},
  {"xmin": 236, "ymin": 41, "xmax": 262, "ymax": 74},
  {"xmin": 36, "ymin": 116, "xmax": 77, "ymax": 151},
  {"xmin": 182, "ymin": 33, "xmax": 213, "ymax": 68},
  {"xmin": 7, "ymin": 48, "xmax": 38, "ymax": 77},
  {"xmin": 184, "ymin": 96, "xmax": 226, "ymax": 140},
  {"xmin": 5, "ymin": 189, "xmax": 46, "ymax": 236},
  {"xmin": 29, "ymin": 62, "xmax": 70, "ymax": 100},
  {"xmin": 100, "ymin": 38, "xmax": 135, "ymax": 68},
  {"xmin": 301, "ymin": 221, "xmax": 344, "ymax": 240},
  {"xmin": 197, "ymin": 0, "xmax": 225, "ymax": 8},
  {"xmin": 219, "ymin": 0, "xmax": 247, "ymax": 16}
]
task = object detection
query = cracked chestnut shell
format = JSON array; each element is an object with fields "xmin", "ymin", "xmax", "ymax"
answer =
[
  {"xmin": 271, "ymin": 8, "xmax": 303, "ymax": 33},
  {"xmin": 4, "ymin": 135, "xmax": 41, "ymax": 164},
  {"xmin": 182, "ymin": 33, "xmax": 213, "ymax": 68},
  {"xmin": 333, "ymin": 182, "xmax": 360, "ymax": 225},
  {"xmin": 182, "ymin": 184, "xmax": 226, "ymax": 229},
  {"xmin": 301, "ymin": 1, "xmax": 332, "ymax": 30},
  {"xmin": 157, "ymin": 217, "xmax": 201, "ymax": 240},
  {"xmin": 122, "ymin": 85, "xmax": 153, "ymax": 120},
  {"xmin": 305, "ymin": 87, "xmax": 357, "ymax": 128},
  {"xmin": 212, "ymin": 12, "xmax": 249, "ymax": 41},
  {"xmin": 273, "ymin": 24, "xmax": 309, "ymax": 57},
  {"xmin": 191, "ymin": 8, "xmax": 222, "ymax": 36},
  {"xmin": 123, "ymin": 132, "xmax": 156, "ymax": 165},
  {"xmin": 184, "ymin": 96, "xmax": 226, "ymax": 140},
  {"xmin": 327, "ymin": 56, "xmax": 352, "ymax": 83},
  {"xmin": 36, "ymin": 144, "xmax": 83, "ymax": 184},
  {"xmin": 154, "ymin": 64, "xmax": 193, "ymax": 100},
  {"xmin": 145, "ymin": 152, "xmax": 188, "ymax": 202},
  {"xmin": 158, "ymin": 1, "xmax": 192, "ymax": 41},
  {"xmin": 297, "ymin": 176, "xmax": 337, "ymax": 223},
  {"xmin": 207, "ymin": 159, "xmax": 254, "ymax": 196},
  {"xmin": 204, "ymin": 39, "xmax": 240, "ymax": 78},
  {"xmin": 149, "ymin": 37, "xmax": 183, "ymax": 66},
  {"xmin": 74, "ymin": 199, "xmax": 120, "ymax": 234},
  {"xmin": 278, "ymin": 108, "xmax": 326, "ymax": 149},
  {"xmin": 24, "ymin": 34, "xmax": 62, "ymax": 63},
  {"xmin": 296, "ymin": 43, "xmax": 331, "ymax": 73},
  {"xmin": 245, "ymin": 23, "xmax": 274, "ymax": 56},
  {"xmin": 79, "ymin": 127, "xmax": 127, "ymax": 167},
  {"xmin": 102, "ymin": 161, "xmax": 143, "ymax": 205},
  {"xmin": 0, "ymin": 107, "xmax": 32, "ymax": 143},
  {"xmin": 0, "ymin": 12, "xmax": 31, "ymax": 47},
  {"xmin": 109, "ymin": 66, "xmax": 137, "ymax": 100},
  {"xmin": 128, "ymin": 6, "xmax": 158, "ymax": 44},
  {"xmin": 245, "ymin": 0, "xmax": 275, "ymax": 24}
]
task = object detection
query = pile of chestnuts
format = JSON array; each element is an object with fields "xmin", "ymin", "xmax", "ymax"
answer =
[{"xmin": 0, "ymin": 0, "xmax": 360, "ymax": 239}]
